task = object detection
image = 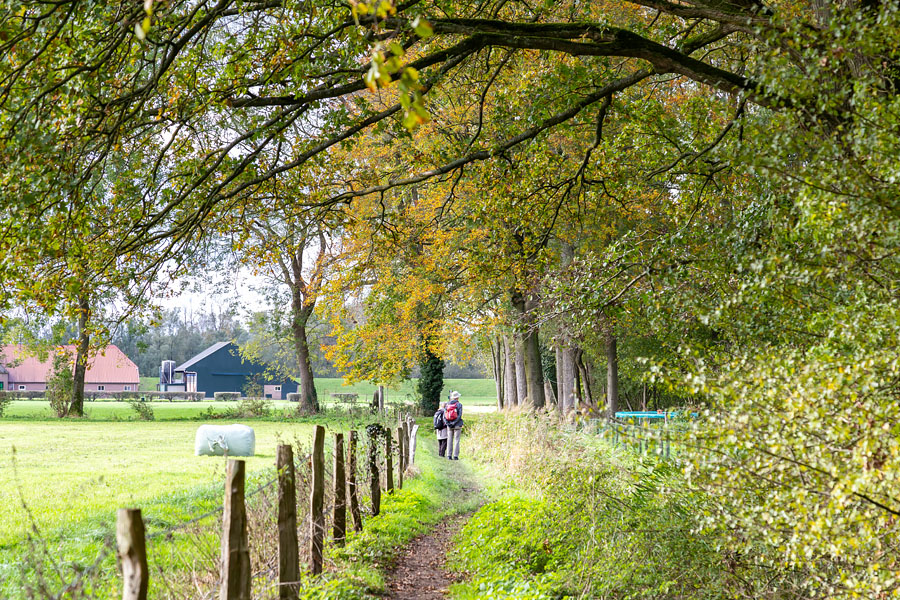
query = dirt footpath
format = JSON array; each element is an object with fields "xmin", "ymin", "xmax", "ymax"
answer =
[{"xmin": 384, "ymin": 515, "xmax": 470, "ymax": 599}]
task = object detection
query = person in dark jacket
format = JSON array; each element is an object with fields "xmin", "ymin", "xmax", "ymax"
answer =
[
  {"xmin": 434, "ymin": 402, "xmax": 448, "ymax": 457},
  {"xmin": 444, "ymin": 391, "xmax": 464, "ymax": 460}
]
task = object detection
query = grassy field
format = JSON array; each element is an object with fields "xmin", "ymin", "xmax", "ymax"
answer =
[
  {"xmin": 134, "ymin": 376, "xmax": 498, "ymax": 404},
  {"xmin": 2, "ymin": 399, "xmax": 301, "ymax": 420},
  {"xmin": 0, "ymin": 412, "xmax": 484, "ymax": 598},
  {"xmin": 2, "ymin": 377, "xmax": 497, "ymax": 421},
  {"xmin": 0, "ymin": 421, "xmax": 319, "ymax": 547}
]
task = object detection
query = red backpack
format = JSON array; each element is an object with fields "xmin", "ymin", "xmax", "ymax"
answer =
[{"xmin": 445, "ymin": 403, "xmax": 459, "ymax": 421}]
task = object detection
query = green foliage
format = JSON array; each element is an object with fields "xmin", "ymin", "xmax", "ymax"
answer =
[
  {"xmin": 241, "ymin": 374, "xmax": 264, "ymax": 398},
  {"xmin": 236, "ymin": 396, "xmax": 273, "ymax": 417},
  {"xmin": 416, "ymin": 346, "xmax": 444, "ymax": 413},
  {"xmin": 202, "ymin": 397, "xmax": 275, "ymax": 419},
  {"xmin": 454, "ymin": 414, "xmax": 764, "ymax": 599},
  {"xmin": 45, "ymin": 350, "xmax": 73, "ymax": 418},
  {"xmin": 126, "ymin": 399, "xmax": 155, "ymax": 421}
]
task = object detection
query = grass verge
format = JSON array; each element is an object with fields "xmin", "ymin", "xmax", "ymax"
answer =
[{"xmin": 449, "ymin": 412, "xmax": 739, "ymax": 599}]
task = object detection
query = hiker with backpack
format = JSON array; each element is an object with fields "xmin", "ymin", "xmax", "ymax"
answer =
[
  {"xmin": 444, "ymin": 391, "xmax": 464, "ymax": 460},
  {"xmin": 434, "ymin": 402, "xmax": 448, "ymax": 457}
]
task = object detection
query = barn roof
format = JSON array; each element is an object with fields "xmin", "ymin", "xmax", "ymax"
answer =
[
  {"xmin": 175, "ymin": 341, "xmax": 233, "ymax": 372},
  {"xmin": 0, "ymin": 345, "xmax": 140, "ymax": 384}
]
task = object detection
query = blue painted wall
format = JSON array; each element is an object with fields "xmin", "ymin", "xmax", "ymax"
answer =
[{"xmin": 183, "ymin": 342, "xmax": 298, "ymax": 398}]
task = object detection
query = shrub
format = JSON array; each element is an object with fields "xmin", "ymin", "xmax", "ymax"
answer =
[
  {"xmin": 242, "ymin": 376, "xmax": 264, "ymax": 398},
  {"xmin": 214, "ymin": 391, "xmax": 241, "ymax": 402},
  {"xmin": 45, "ymin": 350, "xmax": 74, "ymax": 418},
  {"xmin": 453, "ymin": 414, "xmax": 768, "ymax": 599},
  {"xmin": 127, "ymin": 399, "xmax": 154, "ymax": 421},
  {"xmin": 0, "ymin": 394, "xmax": 11, "ymax": 417},
  {"xmin": 0, "ymin": 390, "xmax": 44, "ymax": 400},
  {"xmin": 202, "ymin": 397, "xmax": 274, "ymax": 419},
  {"xmin": 237, "ymin": 397, "xmax": 273, "ymax": 417}
]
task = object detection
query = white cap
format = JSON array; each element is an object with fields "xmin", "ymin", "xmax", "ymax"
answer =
[{"xmin": 449, "ymin": 391, "xmax": 461, "ymax": 400}]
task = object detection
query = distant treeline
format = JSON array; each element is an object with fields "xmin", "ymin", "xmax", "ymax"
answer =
[{"xmin": 112, "ymin": 307, "xmax": 483, "ymax": 380}]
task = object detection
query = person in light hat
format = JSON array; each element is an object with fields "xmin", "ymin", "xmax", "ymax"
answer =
[
  {"xmin": 434, "ymin": 401, "xmax": 449, "ymax": 457},
  {"xmin": 444, "ymin": 390, "xmax": 464, "ymax": 460}
]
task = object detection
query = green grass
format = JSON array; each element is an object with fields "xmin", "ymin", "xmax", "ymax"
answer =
[
  {"xmin": 0, "ymin": 421, "xmax": 318, "ymax": 548},
  {"xmin": 137, "ymin": 376, "xmax": 498, "ymax": 405},
  {"xmin": 0, "ymin": 414, "xmax": 485, "ymax": 598},
  {"xmin": 322, "ymin": 435, "xmax": 483, "ymax": 597},
  {"xmin": 2, "ymin": 400, "xmax": 305, "ymax": 420},
  {"xmin": 448, "ymin": 414, "xmax": 731, "ymax": 600},
  {"xmin": 314, "ymin": 378, "xmax": 497, "ymax": 407}
]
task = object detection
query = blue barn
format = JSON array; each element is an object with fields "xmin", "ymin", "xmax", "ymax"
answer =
[{"xmin": 170, "ymin": 341, "xmax": 298, "ymax": 399}]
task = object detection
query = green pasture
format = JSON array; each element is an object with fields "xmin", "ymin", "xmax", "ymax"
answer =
[
  {"xmin": 0, "ymin": 421, "xmax": 319, "ymax": 548},
  {"xmin": 0, "ymin": 412, "xmax": 483, "ymax": 598},
  {"xmin": 139, "ymin": 375, "xmax": 497, "ymax": 404},
  {"xmin": 2, "ymin": 400, "xmax": 302, "ymax": 420},
  {"xmin": 2, "ymin": 377, "xmax": 495, "ymax": 421}
]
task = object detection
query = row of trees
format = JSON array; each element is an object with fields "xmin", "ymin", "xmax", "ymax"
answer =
[{"xmin": 1, "ymin": 0, "xmax": 898, "ymax": 596}]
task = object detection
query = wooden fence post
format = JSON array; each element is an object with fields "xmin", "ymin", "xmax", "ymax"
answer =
[
  {"xmin": 409, "ymin": 423, "xmax": 419, "ymax": 465},
  {"xmin": 396, "ymin": 426, "xmax": 404, "ymax": 489},
  {"xmin": 348, "ymin": 430, "xmax": 363, "ymax": 532},
  {"xmin": 378, "ymin": 385, "xmax": 385, "ymax": 414},
  {"xmin": 117, "ymin": 508, "xmax": 148, "ymax": 600},
  {"xmin": 401, "ymin": 421, "xmax": 410, "ymax": 469},
  {"xmin": 367, "ymin": 428, "xmax": 381, "ymax": 516},
  {"xmin": 385, "ymin": 430, "xmax": 394, "ymax": 493},
  {"xmin": 333, "ymin": 433, "xmax": 347, "ymax": 546},
  {"xmin": 221, "ymin": 459, "xmax": 251, "ymax": 600},
  {"xmin": 276, "ymin": 445, "xmax": 299, "ymax": 600},
  {"xmin": 310, "ymin": 425, "xmax": 326, "ymax": 575}
]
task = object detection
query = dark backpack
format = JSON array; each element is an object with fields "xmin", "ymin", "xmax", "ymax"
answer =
[
  {"xmin": 444, "ymin": 403, "xmax": 459, "ymax": 422},
  {"xmin": 433, "ymin": 410, "xmax": 446, "ymax": 430}
]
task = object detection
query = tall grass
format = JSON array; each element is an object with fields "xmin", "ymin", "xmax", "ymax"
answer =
[{"xmin": 452, "ymin": 412, "xmax": 792, "ymax": 599}]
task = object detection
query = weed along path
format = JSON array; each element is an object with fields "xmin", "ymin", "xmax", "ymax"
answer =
[{"xmin": 385, "ymin": 459, "xmax": 483, "ymax": 599}]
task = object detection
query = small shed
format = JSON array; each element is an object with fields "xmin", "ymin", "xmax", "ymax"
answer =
[{"xmin": 173, "ymin": 342, "xmax": 298, "ymax": 399}]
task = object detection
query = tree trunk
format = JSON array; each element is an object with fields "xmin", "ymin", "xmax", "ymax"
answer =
[
  {"xmin": 576, "ymin": 351, "xmax": 594, "ymax": 407},
  {"xmin": 543, "ymin": 380, "xmax": 557, "ymax": 406},
  {"xmin": 291, "ymin": 302, "xmax": 318, "ymax": 412},
  {"xmin": 514, "ymin": 336, "xmax": 527, "ymax": 405},
  {"xmin": 561, "ymin": 347, "xmax": 576, "ymax": 413},
  {"xmin": 70, "ymin": 296, "xmax": 91, "ymax": 417},
  {"xmin": 524, "ymin": 327, "xmax": 545, "ymax": 408},
  {"xmin": 511, "ymin": 292, "xmax": 545, "ymax": 408},
  {"xmin": 606, "ymin": 334, "xmax": 619, "ymax": 416},
  {"xmin": 573, "ymin": 349, "xmax": 582, "ymax": 406},
  {"xmin": 491, "ymin": 338, "xmax": 504, "ymax": 410},
  {"xmin": 503, "ymin": 336, "xmax": 517, "ymax": 408},
  {"xmin": 555, "ymin": 347, "xmax": 564, "ymax": 416}
]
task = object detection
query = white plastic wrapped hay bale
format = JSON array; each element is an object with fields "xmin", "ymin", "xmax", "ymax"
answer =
[{"xmin": 195, "ymin": 424, "xmax": 256, "ymax": 457}]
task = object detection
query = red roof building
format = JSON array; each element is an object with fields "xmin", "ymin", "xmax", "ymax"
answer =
[{"xmin": 0, "ymin": 345, "xmax": 140, "ymax": 393}]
